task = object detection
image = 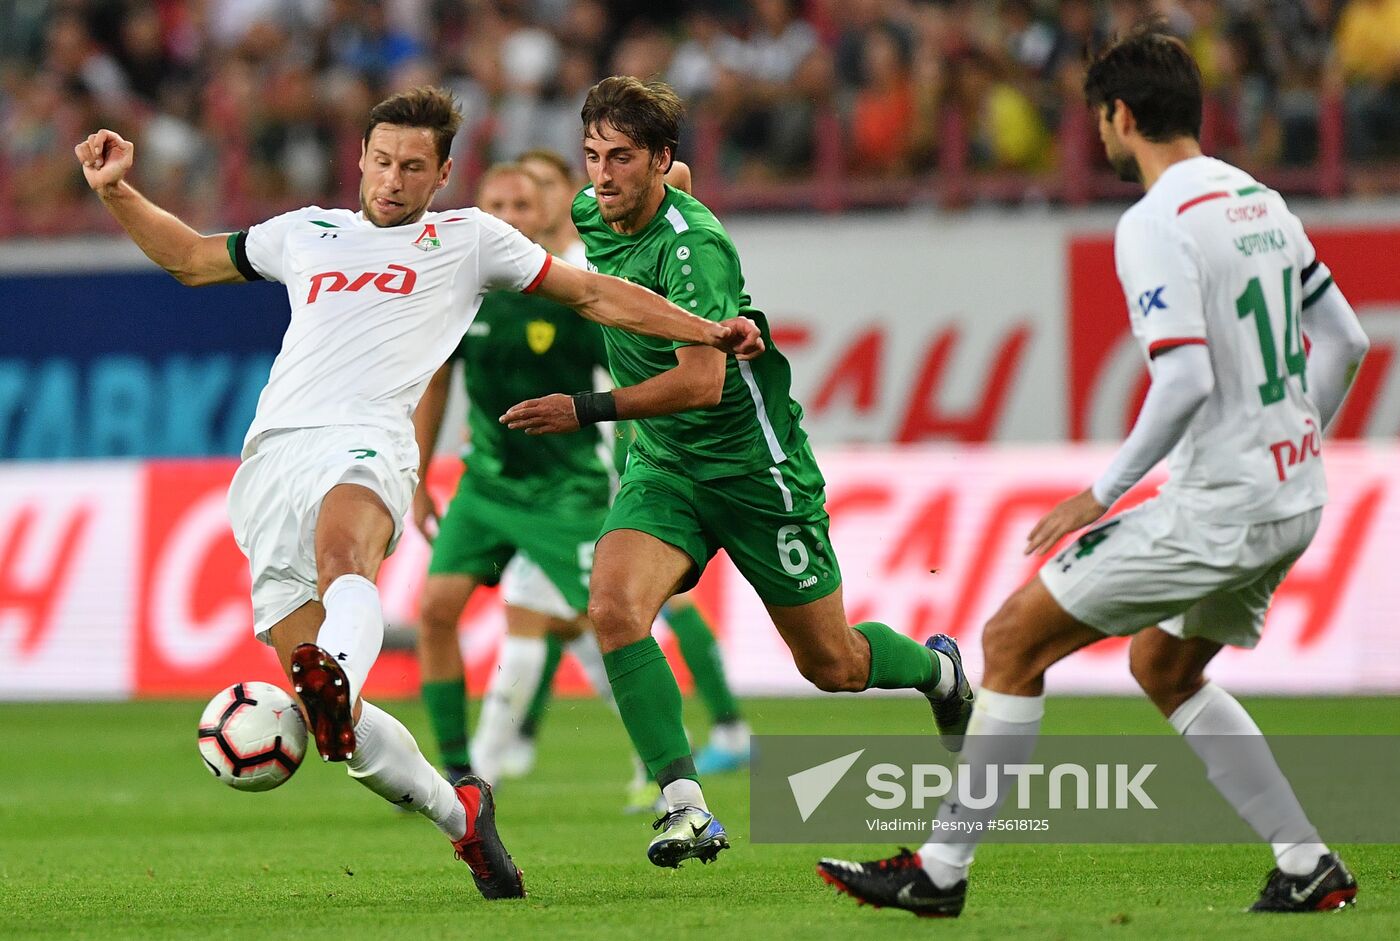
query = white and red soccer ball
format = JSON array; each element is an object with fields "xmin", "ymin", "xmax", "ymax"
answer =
[{"xmin": 197, "ymin": 682, "xmax": 308, "ymax": 791}]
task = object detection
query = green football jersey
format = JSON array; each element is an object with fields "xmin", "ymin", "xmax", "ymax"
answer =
[
  {"xmin": 455, "ymin": 290, "xmax": 611, "ymax": 508},
  {"xmin": 573, "ymin": 184, "xmax": 807, "ymax": 479}
]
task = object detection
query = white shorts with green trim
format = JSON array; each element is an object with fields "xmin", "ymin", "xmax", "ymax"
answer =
[
  {"xmin": 227, "ymin": 425, "xmax": 417, "ymax": 643},
  {"xmin": 1038, "ymin": 496, "xmax": 1322, "ymax": 649}
]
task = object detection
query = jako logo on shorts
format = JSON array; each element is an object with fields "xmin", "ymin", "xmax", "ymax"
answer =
[{"xmin": 306, "ymin": 264, "xmax": 417, "ymax": 303}]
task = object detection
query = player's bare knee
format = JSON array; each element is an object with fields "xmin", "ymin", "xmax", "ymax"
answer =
[
  {"xmin": 981, "ymin": 601, "xmax": 1033, "ymax": 674},
  {"xmin": 587, "ymin": 592, "xmax": 648, "ymax": 649},
  {"xmin": 795, "ymin": 649, "xmax": 865, "ymax": 693},
  {"xmin": 1131, "ymin": 651, "xmax": 1202, "ymax": 711},
  {"xmin": 418, "ymin": 589, "xmax": 461, "ymax": 636},
  {"xmin": 316, "ymin": 547, "xmax": 374, "ymax": 596}
]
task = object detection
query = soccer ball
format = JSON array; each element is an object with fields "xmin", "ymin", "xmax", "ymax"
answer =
[{"xmin": 197, "ymin": 682, "xmax": 308, "ymax": 792}]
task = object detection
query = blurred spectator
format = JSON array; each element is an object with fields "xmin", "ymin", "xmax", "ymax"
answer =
[
  {"xmin": 248, "ymin": 62, "xmax": 333, "ymax": 200},
  {"xmin": 1, "ymin": 0, "xmax": 1399, "ymax": 231},
  {"xmin": 1216, "ymin": 17, "xmax": 1282, "ymax": 168},
  {"xmin": 1333, "ymin": 0, "xmax": 1400, "ymax": 160},
  {"xmin": 1270, "ymin": 0, "xmax": 1335, "ymax": 165},
  {"xmin": 43, "ymin": 11, "xmax": 130, "ymax": 111},
  {"xmin": 850, "ymin": 24, "xmax": 917, "ymax": 175},
  {"xmin": 1047, "ymin": 0, "xmax": 1107, "ymax": 98},
  {"xmin": 668, "ymin": 6, "xmax": 740, "ymax": 102},
  {"xmin": 950, "ymin": 49, "xmax": 1053, "ymax": 172},
  {"xmin": 997, "ymin": 0, "xmax": 1059, "ymax": 81},
  {"xmin": 326, "ymin": 0, "xmax": 426, "ymax": 87},
  {"xmin": 711, "ymin": 0, "xmax": 833, "ymax": 177}
]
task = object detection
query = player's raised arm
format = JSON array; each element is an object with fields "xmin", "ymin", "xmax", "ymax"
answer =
[
  {"xmin": 75, "ymin": 129, "xmax": 243, "ymax": 286},
  {"xmin": 531, "ymin": 257, "xmax": 764, "ymax": 360}
]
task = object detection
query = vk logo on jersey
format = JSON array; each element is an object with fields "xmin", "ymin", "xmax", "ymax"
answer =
[
  {"xmin": 1137, "ymin": 286, "xmax": 1168, "ymax": 317},
  {"xmin": 306, "ymin": 264, "xmax": 417, "ymax": 304}
]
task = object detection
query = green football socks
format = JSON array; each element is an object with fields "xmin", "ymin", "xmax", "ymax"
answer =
[
  {"xmin": 420, "ymin": 676, "xmax": 471, "ymax": 768},
  {"xmin": 854, "ymin": 621, "xmax": 939, "ymax": 692},
  {"xmin": 604, "ymin": 636, "xmax": 695, "ymax": 786},
  {"xmin": 663, "ymin": 602, "xmax": 743, "ymax": 725}
]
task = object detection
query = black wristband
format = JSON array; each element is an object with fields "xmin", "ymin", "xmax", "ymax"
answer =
[{"xmin": 571, "ymin": 391, "xmax": 618, "ymax": 426}]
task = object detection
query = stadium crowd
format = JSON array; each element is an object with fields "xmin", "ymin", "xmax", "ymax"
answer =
[{"xmin": 2, "ymin": 0, "xmax": 1398, "ymax": 230}]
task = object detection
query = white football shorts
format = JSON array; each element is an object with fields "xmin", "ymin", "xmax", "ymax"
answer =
[
  {"xmin": 499, "ymin": 552, "xmax": 580, "ymax": 621},
  {"xmin": 1038, "ymin": 495, "xmax": 1322, "ymax": 649},
  {"xmin": 227, "ymin": 425, "xmax": 417, "ymax": 643}
]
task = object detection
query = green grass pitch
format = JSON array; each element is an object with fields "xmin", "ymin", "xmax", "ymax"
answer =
[{"xmin": 1, "ymin": 695, "xmax": 1394, "ymax": 940}]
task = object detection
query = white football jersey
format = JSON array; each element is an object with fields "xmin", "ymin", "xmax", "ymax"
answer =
[
  {"xmin": 1115, "ymin": 156, "xmax": 1329, "ymax": 522},
  {"xmin": 233, "ymin": 206, "xmax": 549, "ymax": 458}
]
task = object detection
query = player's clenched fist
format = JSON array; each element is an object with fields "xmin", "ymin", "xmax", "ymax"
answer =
[
  {"xmin": 74, "ymin": 129, "xmax": 134, "ymax": 193},
  {"xmin": 712, "ymin": 316, "xmax": 765, "ymax": 360}
]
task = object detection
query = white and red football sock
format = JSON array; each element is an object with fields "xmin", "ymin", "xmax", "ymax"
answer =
[
  {"xmin": 1170, "ymin": 682, "xmax": 1328, "ymax": 876},
  {"xmin": 347, "ymin": 701, "xmax": 466, "ymax": 840}
]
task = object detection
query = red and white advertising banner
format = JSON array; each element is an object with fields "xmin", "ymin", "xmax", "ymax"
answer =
[
  {"xmin": 3, "ymin": 447, "xmax": 1397, "ymax": 701},
  {"xmin": 730, "ymin": 215, "xmax": 1400, "ymax": 444}
]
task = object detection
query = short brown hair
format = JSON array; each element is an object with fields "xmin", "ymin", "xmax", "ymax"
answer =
[
  {"xmin": 476, "ymin": 162, "xmax": 540, "ymax": 200},
  {"xmin": 1084, "ymin": 25, "xmax": 1202, "ymax": 142},
  {"xmin": 581, "ymin": 76, "xmax": 684, "ymax": 168},
  {"xmin": 364, "ymin": 86, "xmax": 463, "ymax": 165},
  {"xmin": 518, "ymin": 148, "xmax": 576, "ymax": 185}
]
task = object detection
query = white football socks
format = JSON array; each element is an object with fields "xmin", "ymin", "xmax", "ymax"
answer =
[
  {"xmin": 662, "ymin": 778, "xmax": 708, "ymax": 813},
  {"xmin": 930, "ymin": 651, "xmax": 958, "ymax": 698},
  {"xmin": 707, "ymin": 719, "xmax": 752, "ymax": 754},
  {"xmin": 568, "ymin": 632, "xmax": 616, "ymax": 708},
  {"xmin": 316, "ymin": 574, "xmax": 384, "ymax": 704},
  {"xmin": 471, "ymin": 635, "xmax": 548, "ymax": 784},
  {"xmin": 1169, "ymin": 682, "xmax": 1328, "ymax": 876},
  {"xmin": 920, "ymin": 688, "xmax": 1045, "ymax": 888},
  {"xmin": 348, "ymin": 701, "xmax": 466, "ymax": 841}
]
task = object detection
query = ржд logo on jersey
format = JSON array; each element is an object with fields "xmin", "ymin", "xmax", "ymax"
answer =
[{"xmin": 306, "ymin": 264, "xmax": 417, "ymax": 303}]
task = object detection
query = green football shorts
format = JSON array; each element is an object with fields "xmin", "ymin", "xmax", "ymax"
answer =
[
  {"xmin": 428, "ymin": 471, "xmax": 606, "ymax": 612},
  {"xmin": 600, "ymin": 442, "xmax": 841, "ymax": 607}
]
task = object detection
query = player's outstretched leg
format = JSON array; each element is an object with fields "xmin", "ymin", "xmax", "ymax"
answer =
[
  {"xmin": 817, "ymin": 579, "xmax": 1102, "ymax": 916},
  {"xmin": 766, "ymin": 590, "xmax": 966, "ymax": 744},
  {"xmin": 348, "ymin": 701, "xmax": 525, "ymax": 899},
  {"xmin": 1130, "ymin": 629, "xmax": 1357, "ymax": 913},
  {"xmin": 816, "ymin": 850, "xmax": 966, "ymax": 918},
  {"xmin": 664, "ymin": 596, "xmax": 752, "ymax": 774}
]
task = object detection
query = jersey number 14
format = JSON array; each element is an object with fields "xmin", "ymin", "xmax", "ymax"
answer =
[{"xmin": 1236, "ymin": 266, "xmax": 1307, "ymax": 407}]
